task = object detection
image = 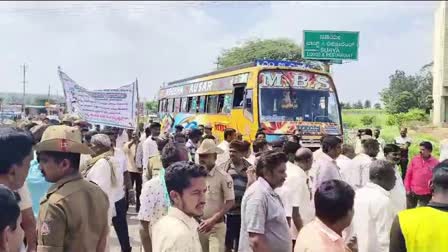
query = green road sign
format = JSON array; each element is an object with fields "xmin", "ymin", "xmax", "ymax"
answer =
[{"xmin": 303, "ymin": 30, "xmax": 359, "ymax": 61}]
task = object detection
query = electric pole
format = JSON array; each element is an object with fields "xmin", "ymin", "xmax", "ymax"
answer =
[
  {"xmin": 47, "ymin": 84, "xmax": 51, "ymax": 102},
  {"xmin": 21, "ymin": 64, "xmax": 27, "ymax": 113}
]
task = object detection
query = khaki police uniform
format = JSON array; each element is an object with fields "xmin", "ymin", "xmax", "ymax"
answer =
[
  {"xmin": 37, "ymin": 174, "xmax": 109, "ymax": 252},
  {"xmin": 197, "ymin": 140, "xmax": 235, "ymax": 252},
  {"xmin": 34, "ymin": 125, "xmax": 110, "ymax": 252},
  {"xmin": 200, "ymin": 166, "xmax": 235, "ymax": 252}
]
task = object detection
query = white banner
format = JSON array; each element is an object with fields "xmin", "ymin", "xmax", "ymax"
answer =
[{"xmin": 59, "ymin": 69, "xmax": 137, "ymax": 129}]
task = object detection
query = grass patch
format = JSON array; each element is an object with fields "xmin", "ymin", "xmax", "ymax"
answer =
[{"xmin": 342, "ymin": 109, "xmax": 440, "ymax": 159}]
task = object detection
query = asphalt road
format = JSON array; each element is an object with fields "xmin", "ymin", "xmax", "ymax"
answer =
[{"xmin": 109, "ymin": 205, "xmax": 142, "ymax": 252}]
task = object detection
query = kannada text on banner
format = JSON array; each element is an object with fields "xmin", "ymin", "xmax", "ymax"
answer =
[{"xmin": 59, "ymin": 70, "xmax": 137, "ymax": 129}]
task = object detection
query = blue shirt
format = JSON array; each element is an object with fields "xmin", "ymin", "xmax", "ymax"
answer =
[{"xmin": 26, "ymin": 158, "xmax": 52, "ymax": 217}]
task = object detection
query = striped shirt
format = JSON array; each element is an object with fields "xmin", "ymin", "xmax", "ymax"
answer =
[{"xmin": 219, "ymin": 158, "xmax": 252, "ymax": 215}]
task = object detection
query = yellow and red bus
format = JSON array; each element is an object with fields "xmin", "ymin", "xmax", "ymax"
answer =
[{"xmin": 157, "ymin": 59, "xmax": 342, "ymax": 148}]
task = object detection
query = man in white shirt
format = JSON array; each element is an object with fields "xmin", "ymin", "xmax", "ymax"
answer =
[
  {"xmin": 274, "ymin": 141, "xmax": 302, "ymax": 243},
  {"xmin": 313, "ymin": 136, "xmax": 343, "ymax": 192},
  {"xmin": 290, "ymin": 147, "xmax": 315, "ymax": 246},
  {"xmin": 143, "ymin": 122, "xmax": 161, "ymax": 176},
  {"xmin": 312, "ymin": 136, "xmax": 326, "ymax": 163},
  {"xmin": 336, "ymin": 144, "xmax": 355, "ymax": 175},
  {"xmin": 152, "ymin": 161, "xmax": 208, "ymax": 252},
  {"xmin": 115, "ymin": 128, "xmax": 129, "ymax": 152},
  {"xmin": 83, "ymin": 133, "xmax": 131, "ymax": 252},
  {"xmin": 295, "ymin": 148, "xmax": 315, "ymax": 202},
  {"xmin": 354, "ymin": 129, "xmax": 364, "ymax": 155},
  {"xmin": 374, "ymin": 129, "xmax": 386, "ymax": 159},
  {"xmin": 136, "ymin": 128, "xmax": 149, "ymax": 181},
  {"xmin": 123, "ymin": 130, "xmax": 142, "ymax": 212},
  {"xmin": 394, "ymin": 127, "xmax": 412, "ymax": 180},
  {"xmin": 186, "ymin": 129, "xmax": 202, "ymax": 164},
  {"xmin": 275, "ymin": 142, "xmax": 314, "ymax": 247},
  {"xmin": 383, "ymin": 144, "xmax": 407, "ymax": 214},
  {"xmin": 352, "ymin": 160, "xmax": 397, "ymax": 252},
  {"xmin": 110, "ymin": 131, "xmax": 133, "ymax": 252},
  {"xmin": 342, "ymin": 139, "xmax": 379, "ymax": 190},
  {"xmin": 138, "ymin": 122, "xmax": 146, "ymax": 141},
  {"xmin": 216, "ymin": 128, "xmax": 237, "ymax": 167}
]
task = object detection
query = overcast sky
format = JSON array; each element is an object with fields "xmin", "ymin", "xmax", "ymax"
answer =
[{"xmin": 0, "ymin": 1, "xmax": 438, "ymax": 103}]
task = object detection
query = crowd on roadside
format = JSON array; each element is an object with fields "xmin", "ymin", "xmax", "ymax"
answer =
[{"xmin": 0, "ymin": 114, "xmax": 447, "ymax": 252}]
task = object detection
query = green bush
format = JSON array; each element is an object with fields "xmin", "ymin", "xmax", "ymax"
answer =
[
  {"xmin": 385, "ymin": 109, "xmax": 427, "ymax": 127},
  {"xmin": 360, "ymin": 115, "xmax": 376, "ymax": 126},
  {"xmin": 408, "ymin": 134, "xmax": 440, "ymax": 159},
  {"xmin": 386, "ymin": 115, "xmax": 397, "ymax": 126},
  {"xmin": 402, "ymin": 109, "xmax": 428, "ymax": 122}
]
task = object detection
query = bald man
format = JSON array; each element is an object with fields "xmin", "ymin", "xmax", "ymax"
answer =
[
  {"xmin": 288, "ymin": 148, "xmax": 315, "ymax": 244},
  {"xmin": 336, "ymin": 144, "xmax": 355, "ymax": 183},
  {"xmin": 352, "ymin": 160, "xmax": 397, "ymax": 252},
  {"xmin": 295, "ymin": 148, "xmax": 315, "ymax": 200}
]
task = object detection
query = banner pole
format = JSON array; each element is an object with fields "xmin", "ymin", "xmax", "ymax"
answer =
[
  {"xmin": 57, "ymin": 66, "xmax": 69, "ymax": 115},
  {"xmin": 135, "ymin": 78, "xmax": 140, "ymax": 130}
]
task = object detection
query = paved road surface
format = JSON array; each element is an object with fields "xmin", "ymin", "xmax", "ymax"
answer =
[{"xmin": 110, "ymin": 205, "xmax": 142, "ymax": 252}]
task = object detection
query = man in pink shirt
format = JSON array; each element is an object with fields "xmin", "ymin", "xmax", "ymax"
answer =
[{"xmin": 404, "ymin": 141, "xmax": 439, "ymax": 208}]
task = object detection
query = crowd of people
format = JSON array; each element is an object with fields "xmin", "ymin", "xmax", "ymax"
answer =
[{"xmin": 0, "ymin": 115, "xmax": 448, "ymax": 252}]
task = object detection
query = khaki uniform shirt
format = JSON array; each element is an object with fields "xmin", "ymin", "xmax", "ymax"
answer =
[
  {"xmin": 37, "ymin": 173, "xmax": 109, "ymax": 252},
  {"xmin": 145, "ymin": 154, "xmax": 163, "ymax": 182},
  {"xmin": 203, "ymin": 167, "xmax": 235, "ymax": 220}
]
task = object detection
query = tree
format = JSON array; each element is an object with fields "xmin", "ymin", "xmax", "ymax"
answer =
[
  {"xmin": 418, "ymin": 62, "xmax": 433, "ymax": 113},
  {"xmin": 345, "ymin": 102, "xmax": 352, "ymax": 109},
  {"xmin": 374, "ymin": 103, "xmax": 381, "ymax": 109},
  {"xmin": 217, "ymin": 38, "xmax": 302, "ymax": 68},
  {"xmin": 145, "ymin": 100, "xmax": 158, "ymax": 114},
  {"xmin": 353, "ymin": 100, "xmax": 363, "ymax": 109},
  {"xmin": 380, "ymin": 63, "xmax": 433, "ymax": 114},
  {"xmin": 393, "ymin": 91, "xmax": 417, "ymax": 113},
  {"xmin": 364, "ymin": 100, "xmax": 371, "ymax": 109}
]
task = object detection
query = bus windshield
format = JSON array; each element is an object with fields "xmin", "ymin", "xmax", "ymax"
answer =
[{"xmin": 259, "ymin": 88, "xmax": 340, "ymax": 124}]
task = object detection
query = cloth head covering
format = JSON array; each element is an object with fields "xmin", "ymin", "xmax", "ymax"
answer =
[{"xmin": 91, "ymin": 134, "xmax": 111, "ymax": 148}]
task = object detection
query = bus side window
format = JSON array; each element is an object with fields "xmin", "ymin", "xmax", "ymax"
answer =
[
  {"xmin": 233, "ymin": 85, "xmax": 246, "ymax": 108},
  {"xmin": 207, "ymin": 95, "xmax": 218, "ymax": 114},
  {"xmin": 243, "ymin": 89, "xmax": 253, "ymax": 121},
  {"xmin": 167, "ymin": 99, "xmax": 174, "ymax": 113},
  {"xmin": 218, "ymin": 94, "xmax": 232, "ymax": 114},
  {"xmin": 181, "ymin": 97, "xmax": 188, "ymax": 113},
  {"xmin": 158, "ymin": 100, "xmax": 163, "ymax": 113},
  {"xmin": 174, "ymin": 98, "xmax": 181, "ymax": 113},
  {"xmin": 162, "ymin": 99, "xmax": 168, "ymax": 112},
  {"xmin": 244, "ymin": 89, "xmax": 253, "ymax": 113},
  {"xmin": 189, "ymin": 97, "xmax": 197, "ymax": 113},
  {"xmin": 198, "ymin": 96, "xmax": 206, "ymax": 113}
]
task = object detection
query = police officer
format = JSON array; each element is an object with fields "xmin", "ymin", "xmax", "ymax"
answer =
[
  {"xmin": 197, "ymin": 139, "xmax": 235, "ymax": 252},
  {"xmin": 35, "ymin": 125, "xmax": 109, "ymax": 251}
]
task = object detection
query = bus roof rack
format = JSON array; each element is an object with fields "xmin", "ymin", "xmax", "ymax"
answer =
[
  {"xmin": 167, "ymin": 59, "xmax": 327, "ymax": 86},
  {"xmin": 167, "ymin": 62, "xmax": 255, "ymax": 86}
]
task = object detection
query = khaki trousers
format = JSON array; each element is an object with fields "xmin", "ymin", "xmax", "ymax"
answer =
[{"xmin": 199, "ymin": 222, "xmax": 226, "ymax": 252}]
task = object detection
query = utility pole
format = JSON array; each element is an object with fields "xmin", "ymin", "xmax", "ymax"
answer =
[
  {"xmin": 214, "ymin": 57, "xmax": 220, "ymax": 70},
  {"xmin": 21, "ymin": 64, "xmax": 27, "ymax": 113},
  {"xmin": 47, "ymin": 84, "xmax": 51, "ymax": 102}
]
